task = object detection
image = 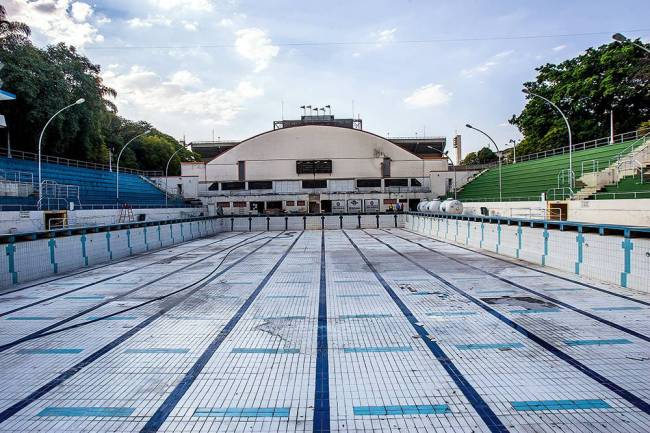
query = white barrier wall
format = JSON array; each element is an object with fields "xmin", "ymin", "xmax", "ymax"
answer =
[
  {"xmin": 1, "ymin": 217, "xmax": 226, "ymax": 288},
  {"xmin": 406, "ymin": 213, "xmax": 650, "ymax": 293}
]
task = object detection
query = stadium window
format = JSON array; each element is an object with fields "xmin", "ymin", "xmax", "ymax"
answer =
[
  {"xmin": 238, "ymin": 161, "xmax": 246, "ymax": 181},
  {"xmin": 297, "ymin": 200, "xmax": 306, "ymax": 206},
  {"xmin": 233, "ymin": 201, "xmax": 247, "ymax": 207},
  {"xmin": 221, "ymin": 181, "xmax": 245, "ymax": 190},
  {"xmin": 302, "ymin": 179, "xmax": 327, "ymax": 189},
  {"xmin": 384, "ymin": 178, "xmax": 408, "ymax": 187},
  {"xmin": 399, "ymin": 199, "xmax": 408, "ymax": 203},
  {"xmin": 410, "ymin": 178, "xmax": 422, "ymax": 186},
  {"xmin": 296, "ymin": 160, "xmax": 332, "ymax": 174},
  {"xmin": 383, "ymin": 199, "xmax": 397, "ymax": 204},
  {"xmin": 208, "ymin": 182, "xmax": 219, "ymax": 191},
  {"xmin": 356, "ymin": 179, "xmax": 381, "ymax": 188},
  {"xmin": 382, "ymin": 157, "xmax": 391, "ymax": 177},
  {"xmin": 286, "ymin": 201, "xmax": 295, "ymax": 206},
  {"xmin": 217, "ymin": 202, "xmax": 231, "ymax": 207},
  {"xmin": 248, "ymin": 181, "xmax": 273, "ymax": 190}
]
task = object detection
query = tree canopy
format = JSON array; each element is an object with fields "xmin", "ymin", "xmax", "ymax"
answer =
[
  {"xmin": 0, "ymin": 8, "xmax": 199, "ymax": 174},
  {"xmin": 461, "ymin": 146, "xmax": 497, "ymax": 165},
  {"xmin": 510, "ymin": 40, "xmax": 650, "ymax": 156}
]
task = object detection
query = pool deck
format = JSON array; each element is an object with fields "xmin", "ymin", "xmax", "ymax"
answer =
[{"xmin": 0, "ymin": 228, "xmax": 649, "ymax": 432}]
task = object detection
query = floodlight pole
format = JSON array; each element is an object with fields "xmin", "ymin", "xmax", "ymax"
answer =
[
  {"xmin": 37, "ymin": 99, "xmax": 85, "ymax": 210},
  {"xmin": 523, "ymin": 89, "xmax": 574, "ymax": 189},
  {"xmin": 165, "ymin": 143, "xmax": 190, "ymax": 207},
  {"xmin": 116, "ymin": 130, "xmax": 151, "ymax": 202},
  {"xmin": 443, "ymin": 152, "xmax": 457, "ymax": 199},
  {"xmin": 466, "ymin": 124, "xmax": 502, "ymax": 201}
]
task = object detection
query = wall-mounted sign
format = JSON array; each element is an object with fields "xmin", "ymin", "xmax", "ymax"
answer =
[
  {"xmin": 347, "ymin": 199, "xmax": 362, "ymax": 213},
  {"xmin": 332, "ymin": 200, "xmax": 346, "ymax": 213},
  {"xmin": 364, "ymin": 199, "xmax": 379, "ymax": 213}
]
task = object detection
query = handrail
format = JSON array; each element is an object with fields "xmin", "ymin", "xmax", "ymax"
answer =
[{"xmin": 0, "ymin": 147, "xmax": 162, "ymax": 176}]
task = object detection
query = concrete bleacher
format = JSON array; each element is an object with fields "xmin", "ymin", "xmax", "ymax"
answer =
[
  {"xmin": 0, "ymin": 156, "xmax": 175, "ymax": 208},
  {"xmin": 595, "ymin": 175, "xmax": 650, "ymax": 199},
  {"xmin": 457, "ymin": 140, "xmax": 642, "ymax": 201}
]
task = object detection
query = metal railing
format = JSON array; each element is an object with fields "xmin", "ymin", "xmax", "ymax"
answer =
[
  {"xmin": 546, "ymin": 187, "xmax": 574, "ymax": 201},
  {"xmin": 0, "ymin": 169, "xmax": 34, "ymax": 184},
  {"xmin": 0, "ymin": 147, "xmax": 163, "ymax": 176},
  {"xmin": 591, "ymin": 191, "xmax": 650, "ymax": 200}
]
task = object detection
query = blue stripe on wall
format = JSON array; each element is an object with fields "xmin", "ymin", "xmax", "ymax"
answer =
[
  {"xmin": 313, "ymin": 231, "xmax": 330, "ymax": 433},
  {"xmin": 37, "ymin": 407, "xmax": 134, "ymax": 417},
  {"xmin": 511, "ymin": 399, "xmax": 611, "ymax": 411},
  {"xmin": 354, "ymin": 405, "xmax": 448, "ymax": 416},
  {"xmin": 564, "ymin": 339, "xmax": 632, "ymax": 346},
  {"xmin": 339, "ymin": 314, "xmax": 392, "ymax": 319},
  {"xmin": 256, "ymin": 315, "xmax": 306, "ymax": 320},
  {"xmin": 124, "ymin": 348, "xmax": 190, "ymax": 354},
  {"xmin": 86, "ymin": 316, "xmax": 137, "ymax": 321},
  {"xmin": 266, "ymin": 295, "xmax": 307, "ymax": 299},
  {"xmin": 337, "ymin": 294, "xmax": 380, "ymax": 298},
  {"xmin": 510, "ymin": 308, "xmax": 561, "ymax": 314},
  {"xmin": 427, "ymin": 311, "xmax": 477, "ymax": 317},
  {"xmin": 591, "ymin": 306, "xmax": 643, "ymax": 311},
  {"xmin": 231, "ymin": 348, "xmax": 299, "ymax": 354},
  {"xmin": 194, "ymin": 407, "xmax": 290, "ymax": 417},
  {"xmin": 6, "ymin": 317, "xmax": 56, "ymax": 320}
]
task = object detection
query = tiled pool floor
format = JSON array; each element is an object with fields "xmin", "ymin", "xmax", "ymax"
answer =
[{"xmin": 1, "ymin": 229, "xmax": 649, "ymax": 432}]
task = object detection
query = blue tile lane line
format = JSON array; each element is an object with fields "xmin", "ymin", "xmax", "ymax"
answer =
[
  {"xmin": 456, "ymin": 343, "xmax": 524, "ymax": 350},
  {"xmin": 545, "ymin": 288, "xmax": 584, "ymax": 292},
  {"xmin": 339, "ymin": 314, "xmax": 393, "ymax": 319},
  {"xmin": 255, "ymin": 315, "xmax": 306, "ymax": 320},
  {"xmin": 564, "ymin": 339, "xmax": 633, "ymax": 346},
  {"xmin": 427, "ymin": 311, "xmax": 477, "ymax": 317},
  {"xmin": 0, "ymin": 234, "xmax": 268, "ymax": 355},
  {"xmin": 266, "ymin": 295, "xmax": 307, "ymax": 299},
  {"xmin": 353, "ymin": 405, "xmax": 449, "ymax": 416},
  {"xmin": 509, "ymin": 308, "xmax": 561, "ymax": 314},
  {"xmin": 511, "ymin": 400, "xmax": 611, "ymax": 411},
  {"xmin": 402, "ymin": 228, "xmax": 650, "ymax": 307},
  {"xmin": 337, "ymin": 294, "xmax": 380, "ymax": 298},
  {"xmin": 64, "ymin": 295, "xmax": 106, "ymax": 300},
  {"xmin": 18, "ymin": 348, "xmax": 83, "ymax": 354},
  {"xmin": 86, "ymin": 316, "xmax": 137, "ymax": 321},
  {"xmin": 37, "ymin": 407, "xmax": 135, "ymax": 417},
  {"xmin": 124, "ymin": 348, "xmax": 190, "ymax": 354},
  {"xmin": 231, "ymin": 348, "xmax": 299, "ymax": 354},
  {"xmin": 342, "ymin": 231, "xmax": 510, "ymax": 433},
  {"xmin": 344, "ymin": 346, "xmax": 413, "ymax": 353},
  {"xmin": 313, "ymin": 231, "xmax": 330, "ymax": 433},
  {"xmin": 194, "ymin": 407, "xmax": 290, "ymax": 417},
  {"xmin": 592, "ymin": 306, "xmax": 643, "ymax": 311},
  {"xmin": 373, "ymin": 230, "xmax": 650, "ymax": 417},
  {"xmin": 6, "ymin": 317, "xmax": 56, "ymax": 321},
  {"xmin": 138, "ymin": 232, "xmax": 303, "ymax": 433},
  {"xmin": 0, "ymin": 233, "xmax": 285, "ymax": 426}
]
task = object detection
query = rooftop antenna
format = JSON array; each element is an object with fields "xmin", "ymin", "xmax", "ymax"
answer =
[
  {"xmin": 325, "ymin": 105, "xmax": 331, "ymax": 115},
  {"xmin": 320, "ymin": 107, "xmax": 326, "ymax": 115},
  {"xmin": 306, "ymin": 105, "xmax": 312, "ymax": 115},
  {"xmin": 300, "ymin": 105, "xmax": 306, "ymax": 116}
]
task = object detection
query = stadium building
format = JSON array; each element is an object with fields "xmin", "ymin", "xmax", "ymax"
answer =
[{"xmin": 177, "ymin": 114, "xmax": 460, "ymax": 214}]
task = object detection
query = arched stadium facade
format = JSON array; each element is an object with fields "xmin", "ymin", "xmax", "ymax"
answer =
[{"xmin": 180, "ymin": 118, "xmax": 460, "ymax": 214}]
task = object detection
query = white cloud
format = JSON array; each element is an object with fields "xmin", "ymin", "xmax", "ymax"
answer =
[
  {"xmin": 148, "ymin": 0, "xmax": 213, "ymax": 11},
  {"xmin": 167, "ymin": 70, "xmax": 202, "ymax": 87},
  {"xmin": 127, "ymin": 16, "xmax": 172, "ymax": 28},
  {"xmin": 374, "ymin": 28, "xmax": 397, "ymax": 45},
  {"xmin": 461, "ymin": 50, "xmax": 514, "ymax": 78},
  {"xmin": 553, "ymin": 44, "xmax": 567, "ymax": 51},
  {"xmin": 103, "ymin": 65, "xmax": 264, "ymax": 126},
  {"xmin": 235, "ymin": 28, "xmax": 279, "ymax": 72},
  {"xmin": 5, "ymin": 0, "xmax": 102, "ymax": 48},
  {"xmin": 218, "ymin": 18, "xmax": 235, "ymax": 28},
  {"xmin": 182, "ymin": 20, "xmax": 198, "ymax": 31},
  {"xmin": 403, "ymin": 83, "xmax": 452, "ymax": 108}
]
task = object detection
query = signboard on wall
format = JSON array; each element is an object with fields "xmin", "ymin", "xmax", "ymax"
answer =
[
  {"xmin": 332, "ymin": 200, "xmax": 346, "ymax": 213},
  {"xmin": 347, "ymin": 199, "xmax": 362, "ymax": 213},
  {"xmin": 364, "ymin": 199, "xmax": 379, "ymax": 213}
]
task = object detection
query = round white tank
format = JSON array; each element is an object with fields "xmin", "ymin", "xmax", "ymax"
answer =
[
  {"xmin": 445, "ymin": 200, "xmax": 463, "ymax": 215},
  {"xmin": 439, "ymin": 199, "xmax": 451, "ymax": 213},
  {"xmin": 416, "ymin": 201, "xmax": 428, "ymax": 212},
  {"xmin": 425, "ymin": 200, "xmax": 441, "ymax": 213}
]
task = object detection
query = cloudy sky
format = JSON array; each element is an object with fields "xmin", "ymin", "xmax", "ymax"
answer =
[{"xmin": 5, "ymin": 0, "xmax": 650, "ymax": 158}]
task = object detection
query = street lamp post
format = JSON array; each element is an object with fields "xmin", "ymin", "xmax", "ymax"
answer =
[
  {"xmin": 37, "ymin": 98, "xmax": 85, "ymax": 210},
  {"xmin": 164, "ymin": 143, "xmax": 190, "ymax": 207},
  {"xmin": 612, "ymin": 33, "xmax": 650, "ymax": 54},
  {"xmin": 116, "ymin": 130, "xmax": 151, "ymax": 202},
  {"xmin": 466, "ymin": 124, "xmax": 502, "ymax": 201},
  {"xmin": 509, "ymin": 139, "xmax": 518, "ymax": 163},
  {"xmin": 522, "ymin": 89, "xmax": 574, "ymax": 189}
]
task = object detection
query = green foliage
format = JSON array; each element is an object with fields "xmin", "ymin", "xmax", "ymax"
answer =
[
  {"xmin": 0, "ymin": 8, "xmax": 198, "ymax": 173},
  {"xmin": 510, "ymin": 40, "xmax": 650, "ymax": 156},
  {"xmin": 462, "ymin": 147, "xmax": 497, "ymax": 165}
]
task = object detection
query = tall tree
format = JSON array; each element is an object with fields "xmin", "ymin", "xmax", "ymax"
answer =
[{"xmin": 510, "ymin": 40, "xmax": 650, "ymax": 156}]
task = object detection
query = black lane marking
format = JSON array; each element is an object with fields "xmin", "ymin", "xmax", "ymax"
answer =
[
  {"xmin": 400, "ymin": 224, "xmax": 650, "ymax": 307},
  {"xmin": 342, "ymin": 230, "xmax": 510, "ymax": 433},
  {"xmin": 362, "ymin": 229, "xmax": 650, "ymax": 416},
  {"xmin": 0, "ymin": 232, "xmax": 265, "ymax": 353},
  {"xmin": 0, "ymin": 232, "xmax": 289, "ymax": 425},
  {"xmin": 313, "ymin": 231, "xmax": 330, "ymax": 433},
  {"xmin": 0, "ymin": 231, "xmax": 247, "ymax": 312},
  {"xmin": 139, "ymin": 231, "xmax": 304, "ymax": 433},
  {"xmin": 380, "ymin": 229, "xmax": 650, "ymax": 343}
]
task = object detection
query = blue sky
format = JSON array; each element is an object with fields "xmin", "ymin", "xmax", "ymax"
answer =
[{"xmin": 7, "ymin": 0, "xmax": 650, "ymax": 159}]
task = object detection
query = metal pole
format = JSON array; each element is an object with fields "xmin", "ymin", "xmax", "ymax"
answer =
[
  {"xmin": 610, "ymin": 110, "xmax": 614, "ymax": 144},
  {"xmin": 523, "ymin": 91, "xmax": 573, "ymax": 189},
  {"xmin": 116, "ymin": 130, "xmax": 151, "ymax": 202},
  {"xmin": 165, "ymin": 145, "xmax": 187, "ymax": 207},
  {"xmin": 37, "ymin": 99, "xmax": 84, "ymax": 210},
  {"xmin": 465, "ymin": 124, "xmax": 502, "ymax": 201}
]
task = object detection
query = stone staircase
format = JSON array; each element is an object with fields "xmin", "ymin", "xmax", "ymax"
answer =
[{"xmin": 574, "ymin": 136, "xmax": 650, "ymax": 200}]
